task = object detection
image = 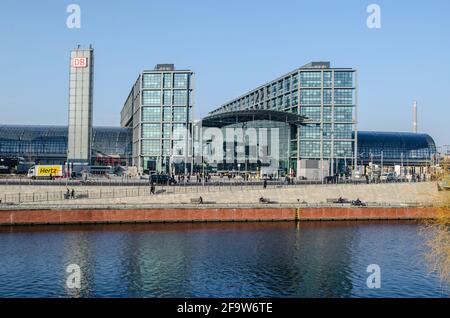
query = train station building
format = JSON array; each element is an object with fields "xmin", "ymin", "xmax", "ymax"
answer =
[{"xmin": 0, "ymin": 48, "xmax": 438, "ymax": 178}]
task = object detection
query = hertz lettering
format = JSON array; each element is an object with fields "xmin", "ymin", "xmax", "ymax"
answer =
[{"xmin": 38, "ymin": 168, "xmax": 58, "ymax": 174}]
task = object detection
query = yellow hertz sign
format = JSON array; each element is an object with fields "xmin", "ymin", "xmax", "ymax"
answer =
[{"xmin": 36, "ymin": 166, "xmax": 62, "ymax": 177}]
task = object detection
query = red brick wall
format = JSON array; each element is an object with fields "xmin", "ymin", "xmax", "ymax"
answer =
[{"xmin": 0, "ymin": 207, "xmax": 442, "ymax": 226}]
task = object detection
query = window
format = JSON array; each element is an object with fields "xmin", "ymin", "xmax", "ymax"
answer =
[
  {"xmin": 162, "ymin": 140, "xmax": 171, "ymax": 155},
  {"xmin": 173, "ymin": 90, "xmax": 187, "ymax": 105},
  {"xmin": 292, "ymin": 74, "xmax": 298, "ymax": 90},
  {"xmin": 300, "ymin": 106, "xmax": 321, "ymax": 121},
  {"xmin": 162, "ymin": 123, "xmax": 171, "ymax": 138},
  {"xmin": 163, "ymin": 73, "xmax": 172, "ymax": 88},
  {"xmin": 324, "ymin": 89, "xmax": 332, "ymax": 104},
  {"xmin": 292, "ymin": 91, "xmax": 298, "ymax": 106},
  {"xmin": 284, "ymin": 78, "xmax": 290, "ymax": 92},
  {"xmin": 335, "ymin": 107, "xmax": 353, "ymax": 122},
  {"xmin": 271, "ymin": 83, "xmax": 277, "ymax": 97},
  {"xmin": 278, "ymin": 81, "xmax": 283, "ymax": 94},
  {"xmin": 334, "ymin": 72, "xmax": 353, "ymax": 87},
  {"xmin": 174, "ymin": 73, "xmax": 188, "ymax": 88},
  {"xmin": 142, "ymin": 74, "xmax": 161, "ymax": 89},
  {"xmin": 163, "ymin": 107, "xmax": 172, "ymax": 121},
  {"xmin": 283, "ymin": 94, "xmax": 290, "ymax": 109},
  {"xmin": 334, "ymin": 141, "xmax": 352, "ymax": 157},
  {"xmin": 300, "ymin": 72, "xmax": 321, "ymax": 88},
  {"xmin": 323, "ymin": 107, "xmax": 332, "ymax": 122},
  {"xmin": 334, "ymin": 124, "xmax": 353, "ymax": 139},
  {"xmin": 142, "ymin": 123, "xmax": 161, "ymax": 138},
  {"xmin": 300, "ymin": 126, "xmax": 321, "ymax": 139},
  {"xmin": 334, "ymin": 89, "xmax": 353, "ymax": 104},
  {"xmin": 141, "ymin": 140, "xmax": 160, "ymax": 156},
  {"xmin": 277, "ymin": 96, "xmax": 283, "ymax": 108},
  {"xmin": 141, "ymin": 107, "xmax": 161, "ymax": 122},
  {"xmin": 173, "ymin": 107, "xmax": 187, "ymax": 122},
  {"xmin": 323, "ymin": 141, "xmax": 331, "ymax": 157},
  {"xmin": 300, "ymin": 141, "xmax": 320, "ymax": 157},
  {"xmin": 163, "ymin": 90, "xmax": 172, "ymax": 105},
  {"xmin": 324, "ymin": 72, "xmax": 332, "ymax": 88},
  {"xmin": 300, "ymin": 90, "xmax": 321, "ymax": 105},
  {"xmin": 172, "ymin": 123, "xmax": 188, "ymax": 141},
  {"xmin": 322, "ymin": 124, "xmax": 332, "ymax": 139},
  {"xmin": 142, "ymin": 90, "xmax": 161, "ymax": 105}
]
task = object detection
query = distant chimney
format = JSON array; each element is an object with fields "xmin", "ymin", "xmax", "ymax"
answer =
[{"xmin": 413, "ymin": 101, "xmax": 418, "ymax": 133}]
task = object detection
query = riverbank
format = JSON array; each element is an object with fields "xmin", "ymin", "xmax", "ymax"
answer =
[
  {"xmin": 0, "ymin": 182, "xmax": 443, "ymax": 205},
  {"xmin": 0, "ymin": 182, "xmax": 447, "ymax": 225},
  {"xmin": 0, "ymin": 203, "xmax": 444, "ymax": 226}
]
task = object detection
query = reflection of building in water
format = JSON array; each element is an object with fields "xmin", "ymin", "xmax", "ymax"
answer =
[
  {"xmin": 117, "ymin": 222, "xmax": 356, "ymax": 297},
  {"xmin": 291, "ymin": 223, "xmax": 356, "ymax": 297}
]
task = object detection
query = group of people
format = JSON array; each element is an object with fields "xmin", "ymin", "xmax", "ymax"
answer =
[{"xmin": 65, "ymin": 188, "xmax": 76, "ymax": 199}]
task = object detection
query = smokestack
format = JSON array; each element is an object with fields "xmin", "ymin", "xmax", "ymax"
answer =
[{"xmin": 413, "ymin": 101, "xmax": 418, "ymax": 133}]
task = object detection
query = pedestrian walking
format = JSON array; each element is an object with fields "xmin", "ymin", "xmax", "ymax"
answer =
[
  {"xmin": 71, "ymin": 189, "xmax": 75, "ymax": 199},
  {"xmin": 263, "ymin": 179, "xmax": 267, "ymax": 189},
  {"xmin": 150, "ymin": 181, "xmax": 156, "ymax": 195}
]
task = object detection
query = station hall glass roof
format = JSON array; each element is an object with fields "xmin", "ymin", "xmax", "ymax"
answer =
[
  {"xmin": 0, "ymin": 125, "xmax": 132, "ymax": 161},
  {"xmin": 201, "ymin": 109, "xmax": 309, "ymax": 127},
  {"xmin": 355, "ymin": 131, "xmax": 436, "ymax": 164},
  {"xmin": 0, "ymin": 124, "xmax": 437, "ymax": 167}
]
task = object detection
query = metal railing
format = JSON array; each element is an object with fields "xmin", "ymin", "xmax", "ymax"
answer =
[
  {"xmin": 0, "ymin": 182, "xmax": 313, "ymax": 204},
  {"xmin": 0, "ymin": 176, "xmax": 430, "ymax": 187},
  {"xmin": 0, "ymin": 178, "xmax": 435, "ymax": 205}
]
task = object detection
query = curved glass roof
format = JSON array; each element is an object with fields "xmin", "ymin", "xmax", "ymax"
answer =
[
  {"xmin": 201, "ymin": 109, "xmax": 308, "ymax": 127},
  {"xmin": 356, "ymin": 131, "xmax": 436, "ymax": 163},
  {"xmin": 0, "ymin": 125, "xmax": 132, "ymax": 159}
]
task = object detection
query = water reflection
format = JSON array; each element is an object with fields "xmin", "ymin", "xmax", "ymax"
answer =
[{"xmin": 0, "ymin": 221, "xmax": 448, "ymax": 297}]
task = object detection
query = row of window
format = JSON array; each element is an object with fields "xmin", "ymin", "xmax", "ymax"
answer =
[
  {"xmin": 300, "ymin": 89, "xmax": 354, "ymax": 105},
  {"xmin": 142, "ymin": 73, "xmax": 189, "ymax": 89},
  {"xmin": 358, "ymin": 147, "xmax": 434, "ymax": 160},
  {"xmin": 300, "ymin": 106, "xmax": 354, "ymax": 122},
  {"xmin": 141, "ymin": 107, "xmax": 188, "ymax": 122},
  {"xmin": 217, "ymin": 71, "xmax": 354, "ymax": 113},
  {"xmin": 224, "ymin": 88, "xmax": 354, "ymax": 112},
  {"xmin": 141, "ymin": 123, "xmax": 188, "ymax": 139},
  {"xmin": 142, "ymin": 90, "xmax": 189, "ymax": 106},
  {"xmin": 299, "ymin": 141, "xmax": 353, "ymax": 158},
  {"xmin": 299, "ymin": 124, "xmax": 353, "ymax": 140},
  {"xmin": 141, "ymin": 139, "xmax": 186, "ymax": 156}
]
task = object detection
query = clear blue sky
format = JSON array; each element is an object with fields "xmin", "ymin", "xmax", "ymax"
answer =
[{"xmin": 0, "ymin": 0, "xmax": 449, "ymax": 146}]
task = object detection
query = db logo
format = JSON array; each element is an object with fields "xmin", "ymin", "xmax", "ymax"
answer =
[{"xmin": 72, "ymin": 57, "xmax": 87, "ymax": 68}]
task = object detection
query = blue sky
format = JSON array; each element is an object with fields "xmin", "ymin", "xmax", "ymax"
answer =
[{"xmin": 0, "ymin": 0, "xmax": 449, "ymax": 146}]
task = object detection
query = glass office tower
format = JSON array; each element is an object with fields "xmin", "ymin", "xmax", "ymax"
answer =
[
  {"xmin": 121, "ymin": 64, "xmax": 194, "ymax": 174},
  {"xmin": 209, "ymin": 62, "xmax": 357, "ymax": 179}
]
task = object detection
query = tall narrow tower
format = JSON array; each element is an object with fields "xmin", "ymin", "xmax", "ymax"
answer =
[
  {"xmin": 67, "ymin": 45, "xmax": 94, "ymax": 168},
  {"xmin": 413, "ymin": 101, "xmax": 418, "ymax": 133}
]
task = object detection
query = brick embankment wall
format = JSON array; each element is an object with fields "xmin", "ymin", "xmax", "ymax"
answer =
[{"xmin": 0, "ymin": 206, "xmax": 442, "ymax": 226}]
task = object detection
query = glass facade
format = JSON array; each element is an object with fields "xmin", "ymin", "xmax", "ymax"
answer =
[
  {"xmin": 208, "ymin": 62, "xmax": 357, "ymax": 178},
  {"xmin": 121, "ymin": 65, "xmax": 194, "ymax": 173},
  {"xmin": 212, "ymin": 120, "xmax": 291, "ymax": 173},
  {"xmin": 356, "ymin": 131, "xmax": 436, "ymax": 165},
  {"xmin": 0, "ymin": 125, "xmax": 132, "ymax": 165}
]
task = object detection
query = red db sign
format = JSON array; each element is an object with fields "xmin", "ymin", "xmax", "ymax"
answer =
[{"xmin": 72, "ymin": 57, "xmax": 87, "ymax": 68}]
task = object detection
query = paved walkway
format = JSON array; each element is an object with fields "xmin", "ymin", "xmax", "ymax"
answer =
[{"xmin": 6, "ymin": 182, "xmax": 445, "ymax": 207}]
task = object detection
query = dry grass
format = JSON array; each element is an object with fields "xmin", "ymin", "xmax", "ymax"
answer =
[
  {"xmin": 423, "ymin": 165, "xmax": 450, "ymax": 284},
  {"xmin": 423, "ymin": 204, "xmax": 450, "ymax": 283}
]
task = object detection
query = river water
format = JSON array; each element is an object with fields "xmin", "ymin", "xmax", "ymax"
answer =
[{"xmin": 0, "ymin": 220, "xmax": 448, "ymax": 298}]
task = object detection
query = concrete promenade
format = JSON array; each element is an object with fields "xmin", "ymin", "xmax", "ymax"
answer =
[
  {"xmin": 0, "ymin": 181, "xmax": 443, "ymax": 206},
  {"xmin": 0, "ymin": 182, "xmax": 447, "ymax": 225}
]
